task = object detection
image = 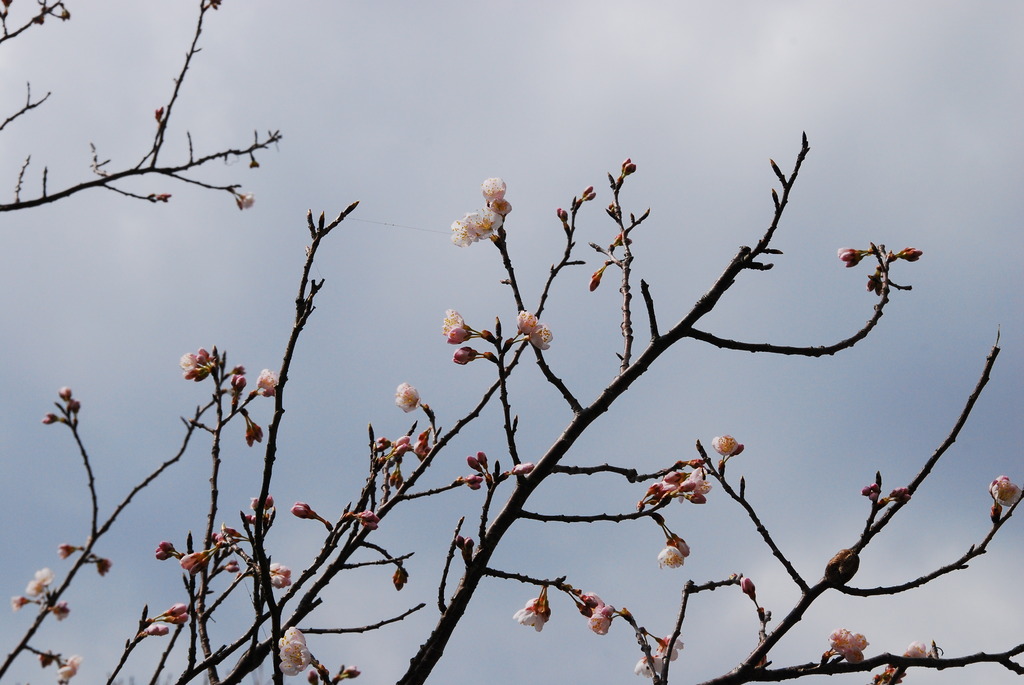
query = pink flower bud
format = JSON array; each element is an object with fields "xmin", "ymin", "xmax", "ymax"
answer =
[
  {"xmin": 354, "ymin": 510, "xmax": 379, "ymax": 530},
  {"xmin": 463, "ymin": 474, "xmax": 484, "ymax": 490},
  {"xmin": 740, "ymin": 576, "xmax": 756, "ymax": 600},
  {"xmin": 466, "ymin": 454, "xmax": 481, "ymax": 471},
  {"xmin": 42, "ymin": 413, "xmax": 59, "ymax": 424},
  {"xmin": 180, "ymin": 551, "xmax": 209, "ymax": 576},
  {"xmin": 58, "ymin": 387, "xmax": 73, "ymax": 401},
  {"xmin": 888, "ymin": 487, "xmax": 911, "ymax": 503},
  {"xmin": 453, "ymin": 347, "xmax": 478, "ymax": 365},
  {"xmin": 556, "ymin": 207, "xmax": 569, "ymax": 222},
  {"xmin": 145, "ymin": 624, "xmax": 169, "ymax": 636},
  {"xmin": 582, "ymin": 185, "xmax": 596, "ymax": 201},
  {"xmin": 510, "ymin": 462, "xmax": 534, "ymax": 476},
  {"xmin": 837, "ymin": 248, "xmax": 863, "ymax": 267},
  {"xmin": 231, "ymin": 375, "xmax": 247, "ymax": 391},
  {"xmin": 57, "ymin": 543, "xmax": 76, "ymax": 559},
  {"xmin": 291, "ymin": 502, "xmax": 316, "ymax": 519},
  {"xmin": 621, "ymin": 158, "xmax": 637, "ymax": 175},
  {"xmin": 861, "ymin": 483, "xmax": 880, "ymax": 501},
  {"xmin": 224, "ymin": 559, "xmax": 240, "ymax": 573},
  {"xmin": 154, "ymin": 541, "xmax": 178, "ymax": 560}
]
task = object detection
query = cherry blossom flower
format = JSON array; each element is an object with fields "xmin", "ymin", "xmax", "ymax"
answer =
[
  {"xmin": 904, "ymin": 641, "xmax": 929, "ymax": 658},
  {"xmin": 711, "ymin": 435, "xmax": 744, "ymax": 457},
  {"xmin": 490, "ymin": 198, "xmax": 512, "ymax": 216},
  {"xmin": 180, "ymin": 347, "xmax": 215, "ymax": 381},
  {"xmin": 517, "ymin": 311, "xmax": 538, "ymax": 335},
  {"xmin": 25, "ymin": 568, "xmax": 54, "ymax": 596},
  {"xmin": 236, "ymin": 192, "xmax": 255, "ymax": 210},
  {"xmin": 529, "ymin": 323, "xmax": 553, "ymax": 350},
  {"xmin": 990, "ymin": 475, "xmax": 1022, "ymax": 507},
  {"xmin": 256, "ymin": 369, "xmax": 279, "ymax": 397},
  {"xmin": 57, "ymin": 543, "xmax": 77, "ymax": 559},
  {"xmin": 57, "ymin": 654, "xmax": 82, "ymax": 682},
  {"xmin": 270, "ymin": 563, "xmax": 292, "ymax": 588},
  {"xmin": 395, "ymin": 383, "xmax": 420, "ymax": 413},
  {"xmin": 658, "ymin": 546, "xmax": 685, "ymax": 569},
  {"xmin": 588, "ymin": 603, "xmax": 615, "ymax": 635},
  {"xmin": 11, "ymin": 596, "xmax": 29, "ymax": 611},
  {"xmin": 828, "ymin": 627, "xmax": 868, "ymax": 662},
  {"xmin": 634, "ymin": 636, "xmax": 684, "ymax": 678},
  {"xmin": 481, "ymin": 177, "xmax": 506, "ymax": 202},
  {"xmin": 442, "ymin": 309, "xmax": 470, "ymax": 344},
  {"xmin": 278, "ymin": 627, "xmax": 312, "ymax": 676},
  {"xmin": 658, "ymin": 537, "xmax": 690, "ymax": 569},
  {"xmin": 143, "ymin": 624, "xmax": 169, "ymax": 637},
  {"xmin": 512, "ymin": 588, "xmax": 551, "ymax": 632}
]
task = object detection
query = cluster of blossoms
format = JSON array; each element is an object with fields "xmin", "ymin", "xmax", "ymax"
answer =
[
  {"xmin": 11, "ymin": 568, "xmax": 65, "ymax": 616},
  {"xmin": 442, "ymin": 309, "xmax": 554, "ymax": 364},
  {"xmin": 180, "ymin": 347, "xmax": 218, "ymax": 381},
  {"xmin": 828, "ymin": 628, "xmax": 869, "ymax": 663},
  {"xmin": 579, "ymin": 592, "xmax": 616, "ymax": 636},
  {"xmin": 450, "ymin": 178, "xmax": 511, "ymax": 247},
  {"xmin": 639, "ymin": 463, "xmax": 711, "ymax": 509},
  {"xmin": 634, "ymin": 636, "xmax": 685, "ymax": 678},
  {"xmin": 515, "ymin": 311, "xmax": 553, "ymax": 351}
]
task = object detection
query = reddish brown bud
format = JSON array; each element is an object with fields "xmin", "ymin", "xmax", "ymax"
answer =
[{"xmin": 824, "ymin": 548, "xmax": 860, "ymax": 586}]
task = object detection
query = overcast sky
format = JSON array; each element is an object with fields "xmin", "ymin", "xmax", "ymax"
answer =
[{"xmin": 2, "ymin": 2, "xmax": 1022, "ymax": 684}]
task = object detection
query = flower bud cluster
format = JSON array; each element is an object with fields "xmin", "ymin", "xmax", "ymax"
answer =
[{"xmin": 638, "ymin": 462, "xmax": 712, "ymax": 509}]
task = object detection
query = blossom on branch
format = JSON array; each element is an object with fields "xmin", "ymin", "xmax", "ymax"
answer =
[
  {"xmin": 657, "ymin": 536, "xmax": 690, "ymax": 569},
  {"xmin": 256, "ymin": 369, "xmax": 279, "ymax": 397},
  {"xmin": 25, "ymin": 568, "xmax": 54, "ymax": 596},
  {"xmin": 279, "ymin": 627, "xmax": 312, "ymax": 676},
  {"xmin": 512, "ymin": 587, "xmax": 551, "ymax": 632},
  {"xmin": 57, "ymin": 655, "xmax": 82, "ymax": 683},
  {"xmin": 711, "ymin": 435, "xmax": 743, "ymax": 457},
  {"xmin": 270, "ymin": 563, "xmax": 292, "ymax": 588},
  {"xmin": 180, "ymin": 347, "xmax": 216, "ymax": 381},
  {"xmin": 828, "ymin": 627, "xmax": 868, "ymax": 662},
  {"xmin": 395, "ymin": 383, "xmax": 420, "ymax": 413},
  {"xmin": 990, "ymin": 475, "xmax": 1022, "ymax": 507},
  {"xmin": 634, "ymin": 636, "xmax": 684, "ymax": 678}
]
